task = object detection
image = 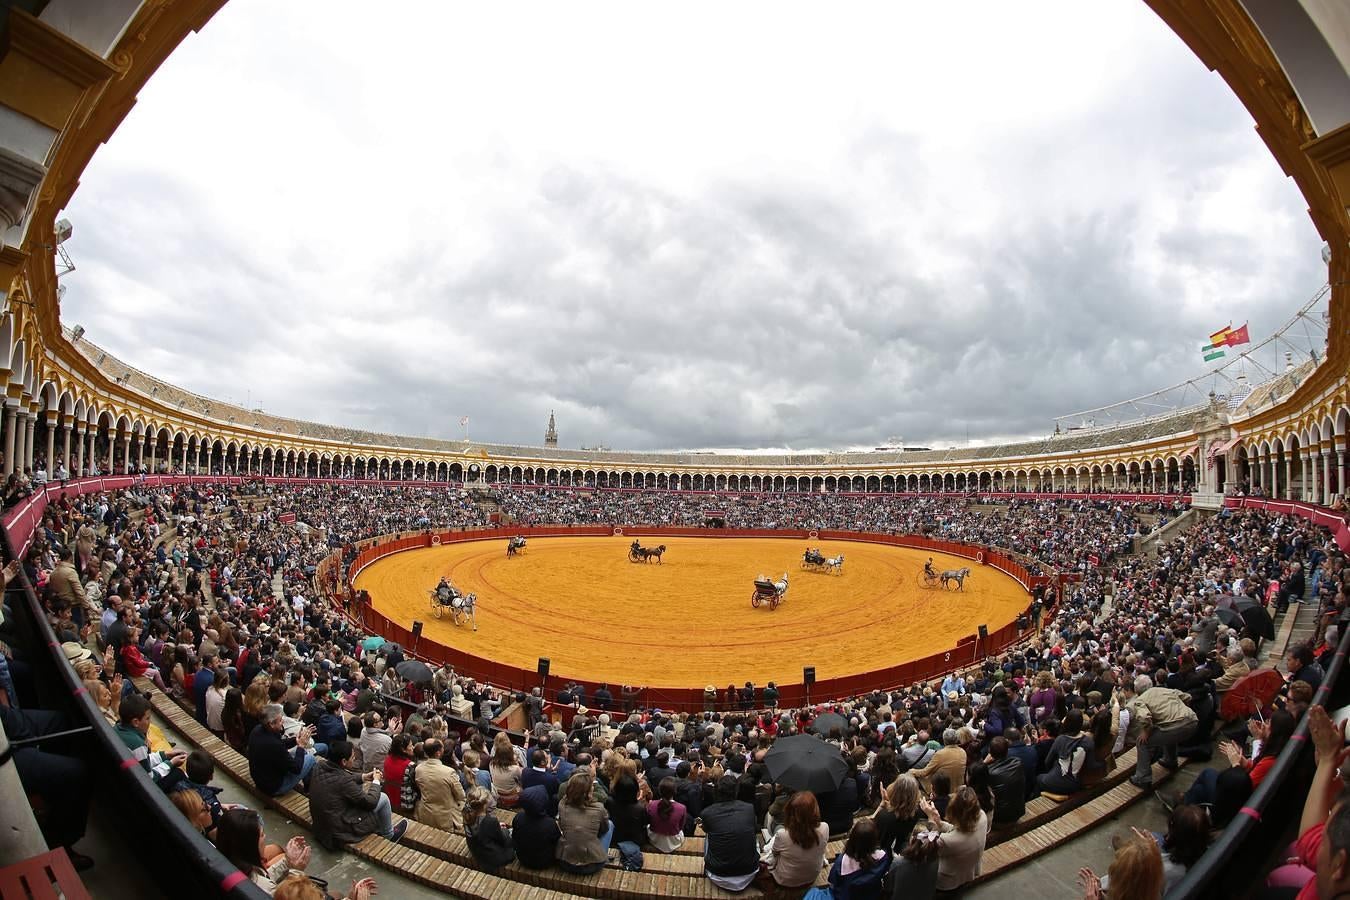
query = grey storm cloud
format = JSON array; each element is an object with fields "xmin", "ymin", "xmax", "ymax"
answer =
[{"xmin": 59, "ymin": 1, "xmax": 1325, "ymax": 452}]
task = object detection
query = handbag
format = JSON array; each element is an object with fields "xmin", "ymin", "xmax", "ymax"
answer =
[{"xmin": 617, "ymin": 841, "xmax": 644, "ymax": 871}]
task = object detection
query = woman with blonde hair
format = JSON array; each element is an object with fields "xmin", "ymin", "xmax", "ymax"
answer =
[
  {"xmin": 463, "ymin": 786, "xmax": 515, "ymax": 872},
  {"xmin": 168, "ymin": 787, "xmax": 212, "ymax": 835},
  {"xmin": 242, "ymin": 674, "xmax": 270, "ymax": 736},
  {"xmin": 273, "ymin": 871, "xmax": 377, "ymax": 900},
  {"xmin": 1079, "ymin": 830, "xmax": 1164, "ymax": 899},
  {"xmin": 872, "ymin": 773, "xmax": 922, "ymax": 853},
  {"xmin": 488, "ymin": 732, "xmax": 523, "ymax": 808},
  {"xmin": 924, "ymin": 785, "xmax": 989, "ymax": 892}
]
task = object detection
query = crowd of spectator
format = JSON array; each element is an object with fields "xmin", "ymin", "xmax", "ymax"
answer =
[{"xmin": 6, "ymin": 477, "xmax": 1348, "ymax": 899}]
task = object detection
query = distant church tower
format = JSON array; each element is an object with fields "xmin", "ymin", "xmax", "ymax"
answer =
[{"xmin": 545, "ymin": 411, "xmax": 558, "ymax": 448}]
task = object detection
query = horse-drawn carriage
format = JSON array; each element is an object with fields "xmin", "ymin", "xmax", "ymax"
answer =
[
  {"xmin": 506, "ymin": 535, "xmax": 527, "ymax": 556},
  {"xmin": 921, "ymin": 565, "xmax": 971, "ymax": 591},
  {"xmin": 801, "ymin": 547, "xmax": 844, "ymax": 575},
  {"xmin": 752, "ymin": 572, "xmax": 789, "ymax": 609},
  {"xmin": 628, "ymin": 539, "xmax": 666, "ymax": 564},
  {"xmin": 429, "ymin": 580, "xmax": 478, "ymax": 629}
]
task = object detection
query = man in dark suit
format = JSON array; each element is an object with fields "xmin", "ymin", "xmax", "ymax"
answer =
[
  {"xmin": 593, "ymin": 683, "xmax": 613, "ymax": 712},
  {"xmin": 521, "ymin": 748, "xmax": 560, "ymax": 814},
  {"xmin": 644, "ymin": 750, "xmax": 677, "ymax": 790},
  {"xmin": 1005, "ymin": 728, "xmax": 1040, "ymax": 800},
  {"xmin": 1278, "ymin": 562, "xmax": 1305, "ymax": 612},
  {"xmin": 986, "ymin": 737, "xmax": 1025, "ymax": 826}
]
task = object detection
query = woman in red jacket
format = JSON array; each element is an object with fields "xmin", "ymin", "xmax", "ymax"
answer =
[
  {"xmin": 1222, "ymin": 709, "xmax": 1296, "ymax": 788},
  {"xmin": 1175, "ymin": 709, "xmax": 1296, "ymax": 810},
  {"xmin": 382, "ymin": 734, "xmax": 415, "ymax": 812}
]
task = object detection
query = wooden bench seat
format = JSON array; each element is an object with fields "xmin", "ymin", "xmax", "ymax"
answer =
[
  {"xmin": 986, "ymin": 747, "xmax": 1142, "ymax": 847},
  {"xmin": 136, "ymin": 679, "xmax": 574, "ymax": 899},
  {"xmin": 973, "ymin": 759, "xmax": 1181, "ymax": 883},
  {"xmin": 140, "ymin": 679, "xmax": 797, "ymax": 897},
  {"xmin": 140, "ymin": 676, "xmax": 1175, "ymax": 895}
]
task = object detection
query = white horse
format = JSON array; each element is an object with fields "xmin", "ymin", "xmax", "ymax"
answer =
[
  {"xmin": 752, "ymin": 572, "xmax": 790, "ymax": 609},
  {"xmin": 451, "ymin": 592, "xmax": 478, "ymax": 630},
  {"xmin": 940, "ymin": 567, "xmax": 971, "ymax": 591},
  {"xmin": 824, "ymin": 554, "xmax": 844, "ymax": 575}
]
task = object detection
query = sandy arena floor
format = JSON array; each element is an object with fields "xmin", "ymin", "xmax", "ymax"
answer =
[{"xmin": 355, "ymin": 536, "xmax": 1029, "ymax": 690}]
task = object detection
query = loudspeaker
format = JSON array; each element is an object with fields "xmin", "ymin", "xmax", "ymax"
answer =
[
  {"xmin": 978, "ymin": 624, "xmax": 989, "ymax": 641},
  {"xmin": 412, "ymin": 620, "xmax": 424, "ymax": 639},
  {"xmin": 538, "ymin": 657, "xmax": 551, "ymax": 678},
  {"xmin": 803, "ymin": 666, "xmax": 816, "ymax": 685}
]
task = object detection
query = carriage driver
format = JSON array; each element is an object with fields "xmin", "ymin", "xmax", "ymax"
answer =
[
  {"xmin": 435, "ymin": 577, "xmax": 452, "ymax": 604},
  {"xmin": 630, "ymin": 538, "xmax": 641, "ymax": 554},
  {"xmin": 924, "ymin": 558, "xmax": 937, "ymax": 580}
]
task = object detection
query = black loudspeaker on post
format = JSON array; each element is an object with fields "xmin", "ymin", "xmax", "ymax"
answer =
[
  {"xmin": 803, "ymin": 666, "xmax": 816, "ymax": 685},
  {"xmin": 538, "ymin": 657, "xmax": 551, "ymax": 678},
  {"xmin": 978, "ymin": 624, "xmax": 989, "ymax": 641},
  {"xmin": 411, "ymin": 620, "xmax": 423, "ymax": 639}
]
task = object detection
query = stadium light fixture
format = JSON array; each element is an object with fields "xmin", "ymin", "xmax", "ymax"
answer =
[{"xmin": 53, "ymin": 218, "xmax": 75, "ymax": 277}]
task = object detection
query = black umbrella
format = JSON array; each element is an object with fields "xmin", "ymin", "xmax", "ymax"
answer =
[
  {"xmin": 808, "ymin": 712, "xmax": 849, "ymax": 737},
  {"xmin": 1215, "ymin": 607, "xmax": 1244, "ymax": 628},
  {"xmin": 1233, "ymin": 598, "xmax": 1276, "ymax": 641},
  {"xmin": 764, "ymin": 734, "xmax": 848, "ymax": 794},
  {"xmin": 395, "ymin": 659, "xmax": 434, "ymax": 684}
]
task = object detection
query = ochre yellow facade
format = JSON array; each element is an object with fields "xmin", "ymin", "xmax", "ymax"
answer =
[{"xmin": 0, "ymin": 1, "xmax": 1343, "ymax": 494}]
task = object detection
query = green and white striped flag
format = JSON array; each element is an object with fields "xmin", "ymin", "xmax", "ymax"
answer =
[{"xmin": 1201, "ymin": 342, "xmax": 1226, "ymax": 362}]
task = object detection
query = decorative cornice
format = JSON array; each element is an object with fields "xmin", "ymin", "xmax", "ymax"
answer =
[{"xmin": 0, "ymin": 10, "xmax": 117, "ymax": 131}]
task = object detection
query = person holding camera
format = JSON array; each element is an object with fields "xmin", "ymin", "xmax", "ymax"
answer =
[{"xmin": 308, "ymin": 740, "xmax": 408, "ymax": 851}]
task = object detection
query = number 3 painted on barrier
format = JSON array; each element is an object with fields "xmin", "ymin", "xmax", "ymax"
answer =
[{"xmin": 944, "ymin": 652, "xmax": 951, "ymax": 662}]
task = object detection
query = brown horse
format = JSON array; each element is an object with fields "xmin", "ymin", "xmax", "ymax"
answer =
[{"xmin": 636, "ymin": 544, "xmax": 666, "ymax": 564}]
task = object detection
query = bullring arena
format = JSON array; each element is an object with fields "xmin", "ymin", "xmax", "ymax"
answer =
[
  {"xmin": 0, "ymin": 3, "xmax": 1348, "ymax": 900},
  {"xmin": 356, "ymin": 535, "xmax": 1030, "ymax": 688}
]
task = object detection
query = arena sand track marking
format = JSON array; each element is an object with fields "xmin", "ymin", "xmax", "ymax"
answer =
[{"xmin": 356, "ymin": 536, "xmax": 1029, "ymax": 689}]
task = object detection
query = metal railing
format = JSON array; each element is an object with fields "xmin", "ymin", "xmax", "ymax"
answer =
[
  {"xmin": 1168, "ymin": 623, "xmax": 1350, "ymax": 898},
  {"xmin": 0, "ymin": 530, "xmax": 267, "ymax": 898}
]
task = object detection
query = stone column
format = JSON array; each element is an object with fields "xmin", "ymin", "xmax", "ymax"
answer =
[
  {"xmin": 2, "ymin": 406, "xmax": 17, "ymax": 477},
  {"xmin": 17, "ymin": 411, "xmax": 30, "ymax": 473},
  {"xmin": 22, "ymin": 411, "xmax": 35, "ymax": 473},
  {"xmin": 148, "ymin": 434, "xmax": 156, "ymax": 474},
  {"xmin": 43, "ymin": 415, "xmax": 55, "ymax": 475},
  {"xmin": 75, "ymin": 426, "xmax": 86, "ymax": 476},
  {"xmin": 180, "ymin": 441, "xmax": 188, "ymax": 472},
  {"xmin": 61, "ymin": 423, "xmax": 71, "ymax": 475},
  {"xmin": 1322, "ymin": 449, "xmax": 1332, "ymax": 506}
]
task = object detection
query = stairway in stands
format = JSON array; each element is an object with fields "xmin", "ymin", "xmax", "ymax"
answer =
[{"xmin": 471, "ymin": 491, "xmax": 508, "ymax": 523}]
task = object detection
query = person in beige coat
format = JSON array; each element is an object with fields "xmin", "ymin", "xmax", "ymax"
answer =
[
  {"xmin": 47, "ymin": 547, "xmax": 87, "ymax": 610},
  {"xmin": 414, "ymin": 740, "xmax": 465, "ymax": 832},
  {"xmin": 910, "ymin": 728, "xmax": 968, "ymax": 791},
  {"xmin": 1213, "ymin": 646, "xmax": 1251, "ymax": 693}
]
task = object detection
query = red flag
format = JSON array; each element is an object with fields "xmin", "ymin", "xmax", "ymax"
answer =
[
  {"xmin": 1224, "ymin": 323, "xmax": 1250, "ymax": 347},
  {"xmin": 1088, "ymin": 553, "xmax": 1101, "ymax": 567}
]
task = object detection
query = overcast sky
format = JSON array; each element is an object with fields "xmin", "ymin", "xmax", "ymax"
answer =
[{"xmin": 61, "ymin": 0, "xmax": 1326, "ymax": 452}]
